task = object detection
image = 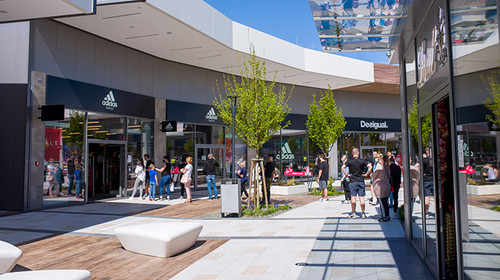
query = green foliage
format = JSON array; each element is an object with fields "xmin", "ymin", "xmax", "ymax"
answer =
[
  {"xmin": 306, "ymin": 88, "xmax": 346, "ymax": 156},
  {"xmin": 408, "ymin": 96, "xmax": 431, "ymax": 148},
  {"xmin": 184, "ymin": 138, "xmax": 194, "ymax": 155},
  {"xmin": 490, "ymin": 205, "xmax": 500, "ymax": 212},
  {"xmin": 241, "ymin": 203, "xmax": 292, "ymax": 217},
  {"xmin": 213, "ymin": 46, "xmax": 293, "ymax": 156},
  {"xmin": 62, "ymin": 111, "xmax": 84, "ymax": 152},
  {"xmin": 467, "ymin": 176, "xmax": 489, "ymax": 185},
  {"xmin": 276, "ymin": 179, "xmax": 304, "ymax": 186},
  {"xmin": 482, "ymin": 71, "xmax": 500, "ymax": 127},
  {"xmin": 398, "ymin": 205, "xmax": 405, "ymax": 221},
  {"xmin": 308, "ymin": 178, "xmax": 344, "ymax": 196},
  {"xmin": 287, "ymin": 136, "xmax": 298, "ymax": 154}
]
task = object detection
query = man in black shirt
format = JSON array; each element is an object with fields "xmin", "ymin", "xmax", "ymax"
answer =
[
  {"xmin": 317, "ymin": 154, "xmax": 329, "ymax": 202},
  {"xmin": 156, "ymin": 156, "xmax": 172, "ymax": 200},
  {"xmin": 203, "ymin": 153, "xmax": 220, "ymax": 199},
  {"xmin": 342, "ymin": 147, "xmax": 372, "ymax": 219},
  {"xmin": 263, "ymin": 155, "xmax": 276, "ymax": 204}
]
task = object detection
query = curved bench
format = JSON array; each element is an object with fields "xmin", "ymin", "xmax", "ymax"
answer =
[
  {"xmin": 0, "ymin": 270, "xmax": 91, "ymax": 280},
  {"xmin": 0, "ymin": 241, "xmax": 22, "ymax": 273},
  {"xmin": 115, "ymin": 222, "xmax": 203, "ymax": 258}
]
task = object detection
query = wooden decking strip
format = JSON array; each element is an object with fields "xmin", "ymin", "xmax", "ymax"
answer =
[{"xmin": 14, "ymin": 234, "xmax": 228, "ymax": 280}]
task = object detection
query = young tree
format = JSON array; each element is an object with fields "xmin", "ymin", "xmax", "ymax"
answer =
[
  {"xmin": 482, "ymin": 72, "xmax": 500, "ymax": 127},
  {"xmin": 306, "ymin": 88, "xmax": 346, "ymax": 157},
  {"xmin": 213, "ymin": 48, "xmax": 293, "ymax": 157}
]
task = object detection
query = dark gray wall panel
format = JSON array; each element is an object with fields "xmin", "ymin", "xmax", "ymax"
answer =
[{"xmin": 0, "ymin": 84, "xmax": 27, "ymax": 210}]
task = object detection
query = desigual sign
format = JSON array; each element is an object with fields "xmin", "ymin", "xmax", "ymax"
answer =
[
  {"xmin": 416, "ymin": 7, "xmax": 447, "ymax": 89},
  {"xmin": 360, "ymin": 120, "xmax": 388, "ymax": 130}
]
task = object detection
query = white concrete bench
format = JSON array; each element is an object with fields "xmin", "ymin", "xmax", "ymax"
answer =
[
  {"xmin": 115, "ymin": 222, "xmax": 203, "ymax": 258},
  {"xmin": 0, "ymin": 270, "xmax": 91, "ymax": 280},
  {"xmin": 0, "ymin": 241, "xmax": 23, "ymax": 273}
]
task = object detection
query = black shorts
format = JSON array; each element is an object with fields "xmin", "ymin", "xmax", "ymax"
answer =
[{"xmin": 424, "ymin": 181, "xmax": 434, "ymax": 196}]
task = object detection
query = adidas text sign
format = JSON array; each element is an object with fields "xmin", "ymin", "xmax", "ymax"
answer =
[
  {"xmin": 276, "ymin": 142, "xmax": 295, "ymax": 160},
  {"xmin": 102, "ymin": 91, "xmax": 118, "ymax": 110},
  {"xmin": 205, "ymin": 107, "xmax": 218, "ymax": 122}
]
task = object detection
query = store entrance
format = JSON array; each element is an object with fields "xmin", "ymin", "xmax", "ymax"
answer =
[
  {"xmin": 194, "ymin": 144, "xmax": 225, "ymax": 188},
  {"xmin": 88, "ymin": 142, "xmax": 125, "ymax": 199},
  {"xmin": 417, "ymin": 95, "xmax": 458, "ymax": 279},
  {"xmin": 360, "ymin": 146, "xmax": 386, "ymax": 159}
]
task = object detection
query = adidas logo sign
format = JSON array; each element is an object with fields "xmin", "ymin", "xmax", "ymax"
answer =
[
  {"xmin": 165, "ymin": 123, "xmax": 173, "ymax": 130},
  {"xmin": 102, "ymin": 91, "xmax": 118, "ymax": 110},
  {"xmin": 276, "ymin": 142, "xmax": 295, "ymax": 160},
  {"xmin": 205, "ymin": 107, "xmax": 218, "ymax": 121}
]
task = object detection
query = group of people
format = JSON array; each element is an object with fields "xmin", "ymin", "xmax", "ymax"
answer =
[
  {"xmin": 45, "ymin": 157, "xmax": 84, "ymax": 199},
  {"xmin": 129, "ymin": 154, "xmax": 194, "ymax": 203},
  {"xmin": 338, "ymin": 148, "xmax": 401, "ymax": 221},
  {"xmin": 482, "ymin": 163, "xmax": 500, "ymax": 182}
]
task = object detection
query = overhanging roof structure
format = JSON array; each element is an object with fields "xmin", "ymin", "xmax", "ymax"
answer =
[
  {"xmin": 0, "ymin": 0, "xmax": 95, "ymax": 23},
  {"xmin": 53, "ymin": 0, "xmax": 399, "ymax": 93}
]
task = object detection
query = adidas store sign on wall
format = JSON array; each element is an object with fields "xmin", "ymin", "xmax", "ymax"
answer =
[
  {"xmin": 205, "ymin": 107, "xmax": 218, "ymax": 122},
  {"xmin": 276, "ymin": 142, "xmax": 295, "ymax": 160},
  {"xmin": 102, "ymin": 91, "xmax": 118, "ymax": 111}
]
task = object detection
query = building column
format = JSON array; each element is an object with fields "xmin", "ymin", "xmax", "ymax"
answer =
[
  {"xmin": 329, "ymin": 142, "xmax": 338, "ymax": 179},
  {"xmin": 154, "ymin": 98, "xmax": 166, "ymax": 163}
]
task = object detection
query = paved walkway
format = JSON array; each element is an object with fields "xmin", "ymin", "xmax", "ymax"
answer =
[{"xmin": 0, "ymin": 192, "xmax": 432, "ymax": 279}]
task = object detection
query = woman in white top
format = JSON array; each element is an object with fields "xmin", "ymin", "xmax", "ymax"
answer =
[
  {"xmin": 182, "ymin": 157, "xmax": 194, "ymax": 203},
  {"xmin": 130, "ymin": 158, "xmax": 145, "ymax": 200}
]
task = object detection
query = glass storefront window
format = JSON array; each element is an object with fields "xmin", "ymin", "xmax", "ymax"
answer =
[
  {"xmin": 451, "ymin": 0, "xmax": 500, "ymax": 278},
  {"xmin": 87, "ymin": 112, "xmax": 126, "ymax": 141},
  {"xmin": 340, "ymin": 132, "xmax": 360, "ymax": 157},
  {"xmin": 127, "ymin": 118, "xmax": 153, "ymax": 190},
  {"xmin": 166, "ymin": 123, "xmax": 194, "ymax": 161},
  {"xmin": 196, "ymin": 125, "xmax": 225, "ymax": 145},
  {"xmin": 43, "ymin": 109, "xmax": 85, "ymax": 205}
]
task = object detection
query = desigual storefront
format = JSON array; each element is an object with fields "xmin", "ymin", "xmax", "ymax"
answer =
[{"xmin": 397, "ymin": 0, "xmax": 500, "ymax": 279}]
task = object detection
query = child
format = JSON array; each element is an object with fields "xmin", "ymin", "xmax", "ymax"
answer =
[{"xmin": 148, "ymin": 162, "xmax": 158, "ymax": 201}]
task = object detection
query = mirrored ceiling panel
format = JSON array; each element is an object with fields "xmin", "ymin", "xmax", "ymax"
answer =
[{"xmin": 309, "ymin": 0, "xmax": 404, "ymax": 52}]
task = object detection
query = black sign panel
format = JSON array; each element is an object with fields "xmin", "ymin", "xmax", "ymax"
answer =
[
  {"xmin": 345, "ymin": 117, "xmax": 401, "ymax": 132},
  {"xmin": 46, "ymin": 76, "xmax": 155, "ymax": 119},
  {"xmin": 40, "ymin": 104, "xmax": 64, "ymax": 121},
  {"xmin": 166, "ymin": 100, "xmax": 224, "ymax": 125},
  {"xmin": 161, "ymin": 121, "xmax": 177, "ymax": 132}
]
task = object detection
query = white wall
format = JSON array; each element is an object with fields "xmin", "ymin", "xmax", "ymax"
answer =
[{"xmin": 0, "ymin": 22, "xmax": 30, "ymax": 84}]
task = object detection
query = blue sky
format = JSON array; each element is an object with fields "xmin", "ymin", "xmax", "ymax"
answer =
[{"xmin": 204, "ymin": 0, "xmax": 390, "ymax": 64}]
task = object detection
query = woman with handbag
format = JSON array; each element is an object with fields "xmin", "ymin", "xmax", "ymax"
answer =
[
  {"xmin": 370, "ymin": 154, "xmax": 391, "ymax": 222},
  {"xmin": 181, "ymin": 157, "xmax": 193, "ymax": 203}
]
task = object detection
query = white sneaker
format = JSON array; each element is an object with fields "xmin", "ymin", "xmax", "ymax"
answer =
[
  {"xmin": 167, "ymin": 196, "xmax": 170, "ymax": 200},
  {"xmin": 320, "ymin": 198, "xmax": 324, "ymax": 202},
  {"xmin": 128, "ymin": 197, "xmax": 134, "ymax": 200}
]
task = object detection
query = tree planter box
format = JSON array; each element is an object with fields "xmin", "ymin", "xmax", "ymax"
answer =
[
  {"xmin": 467, "ymin": 183, "xmax": 500, "ymax": 195},
  {"xmin": 271, "ymin": 185, "xmax": 309, "ymax": 195}
]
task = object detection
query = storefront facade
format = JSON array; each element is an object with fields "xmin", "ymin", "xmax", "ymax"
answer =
[{"xmin": 396, "ymin": 0, "xmax": 500, "ymax": 278}]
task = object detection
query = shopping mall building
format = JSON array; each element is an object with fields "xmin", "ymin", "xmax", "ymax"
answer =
[{"xmin": 1, "ymin": 0, "xmax": 499, "ymax": 279}]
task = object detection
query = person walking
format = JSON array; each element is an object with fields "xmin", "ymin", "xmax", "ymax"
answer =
[
  {"xmin": 371, "ymin": 154, "xmax": 391, "ymax": 222},
  {"xmin": 263, "ymin": 155, "xmax": 276, "ymax": 205},
  {"xmin": 66, "ymin": 157, "xmax": 75, "ymax": 195},
  {"xmin": 74, "ymin": 164, "xmax": 84, "ymax": 199},
  {"xmin": 389, "ymin": 157, "xmax": 402, "ymax": 217},
  {"xmin": 156, "ymin": 156, "xmax": 172, "ymax": 200},
  {"xmin": 317, "ymin": 154, "xmax": 329, "ymax": 202},
  {"xmin": 342, "ymin": 147, "xmax": 372, "ymax": 219},
  {"xmin": 181, "ymin": 157, "xmax": 194, "ymax": 203},
  {"xmin": 237, "ymin": 161, "xmax": 249, "ymax": 200},
  {"xmin": 143, "ymin": 154, "xmax": 152, "ymax": 199},
  {"xmin": 422, "ymin": 150, "xmax": 434, "ymax": 219},
  {"xmin": 148, "ymin": 162, "xmax": 158, "ymax": 201},
  {"xmin": 129, "ymin": 158, "xmax": 145, "ymax": 200},
  {"xmin": 203, "ymin": 153, "xmax": 219, "ymax": 200},
  {"xmin": 340, "ymin": 155, "xmax": 351, "ymax": 204},
  {"xmin": 368, "ymin": 151, "xmax": 379, "ymax": 206}
]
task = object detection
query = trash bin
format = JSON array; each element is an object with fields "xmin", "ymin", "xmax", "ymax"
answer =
[{"xmin": 220, "ymin": 179, "xmax": 241, "ymax": 218}]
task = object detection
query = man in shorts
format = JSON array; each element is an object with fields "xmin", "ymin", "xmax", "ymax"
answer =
[
  {"xmin": 342, "ymin": 147, "xmax": 372, "ymax": 219},
  {"xmin": 317, "ymin": 154, "xmax": 329, "ymax": 202}
]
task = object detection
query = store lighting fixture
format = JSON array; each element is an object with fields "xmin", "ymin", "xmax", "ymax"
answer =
[
  {"xmin": 69, "ymin": 132, "xmax": 81, "ymax": 135},
  {"xmin": 96, "ymin": 130, "xmax": 108, "ymax": 133},
  {"xmin": 106, "ymin": 132, "xmax": 117, "ymax": 135},
  {"xmin": 88, "ymin": 121, "xmax": 100, "ymax": 124}
]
